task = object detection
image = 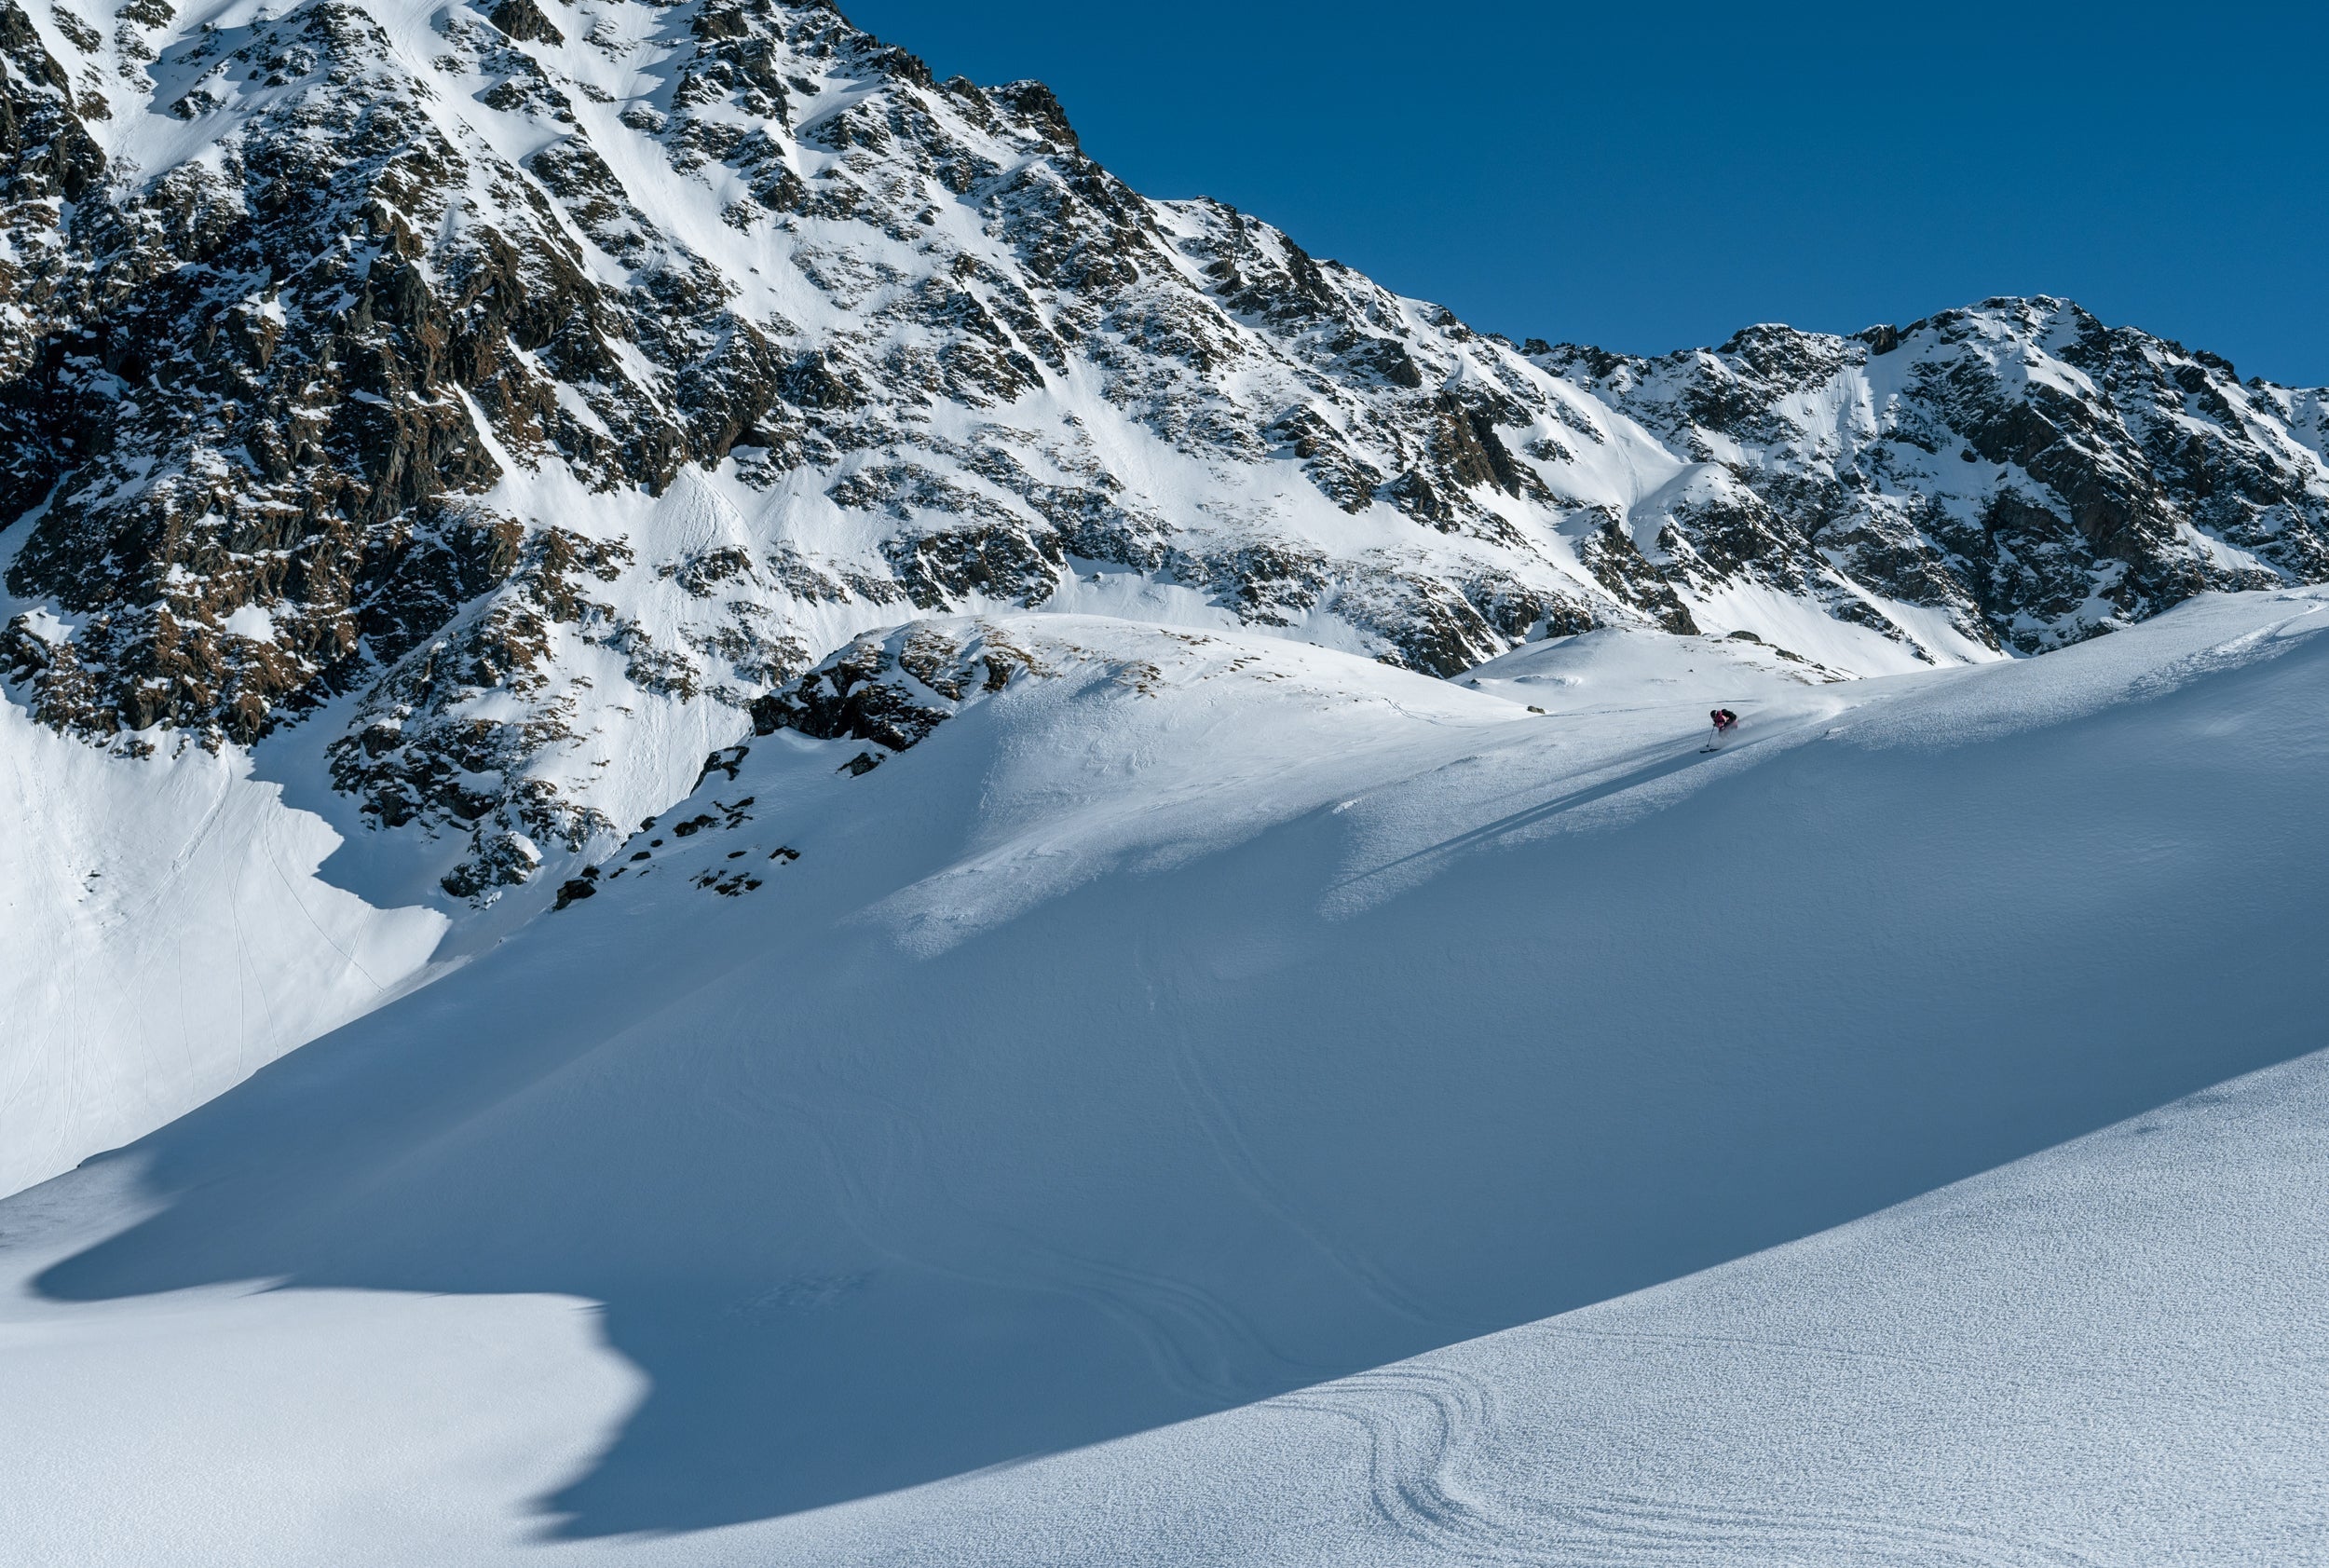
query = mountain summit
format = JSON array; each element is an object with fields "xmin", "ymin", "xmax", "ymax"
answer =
[{"xmin": 2, "ymin": 0, "xmax": 2326, "ymax": 908}]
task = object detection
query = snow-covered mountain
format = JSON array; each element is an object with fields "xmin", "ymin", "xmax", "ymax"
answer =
[
  {"xmin": 5, "ymin": 584, "xmax": 2328, "ymax": 1563},
  {"xmin": 3, "ymin": 0, "xmax": 2326, "ymax": 916},
  {"xmin": 7, "ymin": 1, "xmax": 2329, "ymax": 1558}
]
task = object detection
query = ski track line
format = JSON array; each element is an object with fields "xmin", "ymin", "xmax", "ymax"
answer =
[
  {"xmin": 729, "ymin": 1059, "xmax": 1302, "ymax": 1410},
  {"xmin": 258, "ymin": 816, "xmax": 388, "ymax": 992},
  {"xmin": 226, "ymin": 844, "xmax": 279, "ymax": 1079},
  {"xmin": 794, "ymin": 1057, "xmax": 1308, "ymax": 1402},
  {"xmin": 1272, "ymin": 1360, "xmax": 2104, "ymax": 1567},
  {"xmin": 1328, "ymin": 719, "xmax": 1791, "ymax": 899},
  {"xmin": 147, "ymin": 767, "xmax": 231, "ymax": 925},
  {"xmin": 1159, "ymin": 991, "xmax": 1446, "ymax": 1331},
  {"xmin": 1275, "ymin": 1362, "xmax": 1552, "ymax": 1567}
]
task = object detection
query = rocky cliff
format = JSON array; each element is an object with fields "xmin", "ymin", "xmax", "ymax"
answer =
[{"xmin": 2, "ymin": 0, "xmax": 2323, "ymax": 901}]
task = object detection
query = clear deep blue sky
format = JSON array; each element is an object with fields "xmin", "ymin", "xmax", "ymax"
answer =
[{"xmin": 842, "ymin": 1, "xmax": 2328, "ymax": 387}]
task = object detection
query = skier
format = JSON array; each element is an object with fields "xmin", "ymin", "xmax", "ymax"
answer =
[{"xmin": 1705, "ymin": 708, "xmax": 1738, "ymax": 750}]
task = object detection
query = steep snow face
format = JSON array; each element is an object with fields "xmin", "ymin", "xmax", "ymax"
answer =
[
  {"xmin": 0, "ymin": 694, "xmax": 443, "ymax": 1198},
  {"xmin": 5, "ymin": 586, "xmax": 2325, "ymax": 1561},
  {"xmin": 1, "ymin": 0, "xmax": 2325, "ymax": 910}
]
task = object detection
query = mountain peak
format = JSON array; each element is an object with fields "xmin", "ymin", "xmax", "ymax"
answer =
[{"xmin": 0, "ymin": 0, "xmax": 2324, "ymax": 912}]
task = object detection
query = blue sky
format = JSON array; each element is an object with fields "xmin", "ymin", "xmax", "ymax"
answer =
[{"xmin": 843, "ymin": 1, "xmax": 2329, "ymax": 386}]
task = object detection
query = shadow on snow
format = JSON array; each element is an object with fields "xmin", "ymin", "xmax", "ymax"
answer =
[{"xmin": 33, "ymin": 642, "xmax": 2329, "ymax": 1534}]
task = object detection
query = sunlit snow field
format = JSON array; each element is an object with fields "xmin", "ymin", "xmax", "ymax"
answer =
[{"xmin": 5, "ymin": 588, "xmax": 2328, "ymax": 1565}]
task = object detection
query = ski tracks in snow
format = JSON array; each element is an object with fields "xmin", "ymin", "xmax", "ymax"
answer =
[
  {"xmin": 730, "ymin": 1057, "xmax": 1310, "ymax": 1411},
  {"xmin": 1164, "ymin": 1013, "xmax": 1446, "ymax": 1333},
  {"xmin": 1270, "ymin": 1357, "xmax": 2103, "ymax": 1567},
  {"xmin": 1324, "ymin": 708, "xmax": 1845, "ymax": 920}
]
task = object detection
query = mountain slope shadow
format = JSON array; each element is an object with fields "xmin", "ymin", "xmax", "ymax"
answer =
[{"xmin": 34, "ymin": 638, "xmax": 2329, "ymax": 1534}]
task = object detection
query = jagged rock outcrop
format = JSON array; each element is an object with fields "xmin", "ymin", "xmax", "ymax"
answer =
[
  {"xmin": 0, "ymin": 0, "xmax": 2323, "ymax": 901},
  {"xmin": 1542, "ymin": 300, "xmax": 2329, "ymax": 655},
  {"xmin": 748, "ymin": 617, "xmax": 1037, "ymax": 765}
]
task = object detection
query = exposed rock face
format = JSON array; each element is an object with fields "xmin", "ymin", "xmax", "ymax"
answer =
[
  {"xmin": 1543, "ymin": 302, "xmax": 2329, "ymax": 656},
  {"xmin": 749, "ymin": 617, "xmax": 1037, "ymax": 765},
  {"xmin": 0, "ymin": 0, "xmax": 2323, "ymax": 900}
]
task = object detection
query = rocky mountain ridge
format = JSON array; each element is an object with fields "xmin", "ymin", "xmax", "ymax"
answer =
[{"xmin": 1, "ymin": 0, "xmax": 2324, "ymax": 904}]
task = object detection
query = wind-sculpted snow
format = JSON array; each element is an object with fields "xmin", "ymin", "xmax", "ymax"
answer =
[
  {"xmin": 863, "ymin": 1047, "xmax": 2329, "ymax": 1568},
  {"xmin": 1, "ymin": 0, "xmax": 2325, "ymax": 916},
  {"xmin": 5, "ymin": 588, "xmax": 2327, "ymax": 1563}
]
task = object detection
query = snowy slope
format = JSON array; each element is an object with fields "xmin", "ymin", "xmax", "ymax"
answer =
[
  {"xmin": 758, "ymin": 1046, "xmax": 2329, "ymax": 1568},
  {"xmin": 5, "ymin": 2, "xmax": 2324, "ymax": 1555},
  {"xmin": 0, "ymin": 695, "xmax": 443, "ymax": 1197},
  {"xmin": 12, "ymin": 0, "xmax": 2324, "ymax": 1240},
  {"xmin": 3, "ymin": 586, "xmax": 2326, "ymax": 1564}
]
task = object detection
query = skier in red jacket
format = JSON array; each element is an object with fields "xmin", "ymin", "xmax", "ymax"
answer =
[{"xmin": 1709, "ymin": 707, "xmax": 1738, "ymax": 740}]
